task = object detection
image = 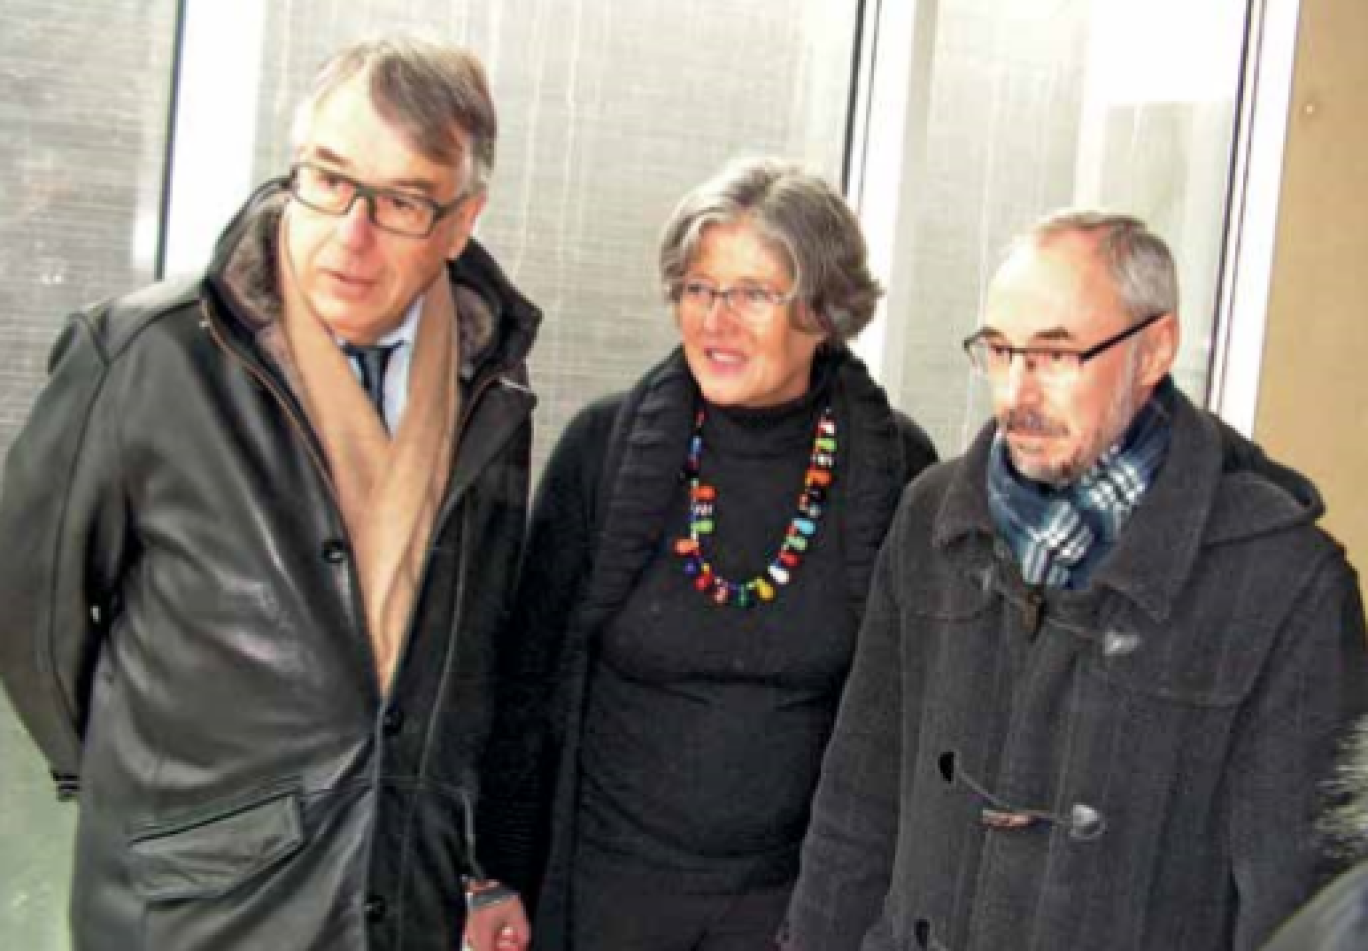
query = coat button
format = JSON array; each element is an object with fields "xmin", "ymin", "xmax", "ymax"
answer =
[
  {"xmin": 1067, "ymin": 804, "xmax": 1107, "ymax": 840},
  {"xmin": 321, "ymin": 539, "xmax": 348, "ymax": 564},
  {"xmin": 382, "ymin": 708, "xmax": 405, "ymax": 736},
  {"xmin": 1103, "ymin": 630, "xmax": 1142, "ymax": 656},
  {"xmin": 365, "ymin": 895, "xmax": 388, "ymax": 923}
]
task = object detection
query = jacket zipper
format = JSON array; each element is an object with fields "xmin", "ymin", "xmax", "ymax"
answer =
[
  {"xmin": 199, "ymin": 300, "xmax": 342, "ymax": 506},
  {"xmin": 391, "ymin": 369, "xmax": 530, "ymax": 675},
  {"xmin": 435, "ymin": 369, "xmax": 516, "ymax": 527}
]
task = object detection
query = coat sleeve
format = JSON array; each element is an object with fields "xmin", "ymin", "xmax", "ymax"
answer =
[
  {"xmin": 475, "ymin": 395, "xmax": 618, "ymax": 898},
  {"xmin": 893, "ymin": 409, "xmax": 938, "ymax": 484},
  {"xmin": 784, "ymin": 491, "xmax": 915, "ymax": 951},
  {"xmin": 1227, "ymin": 552, "xmax": 1368, "ymax": 949},
  {"xmin": 0, "ymin": 313, "xmax": 130, "ymax": 792}
]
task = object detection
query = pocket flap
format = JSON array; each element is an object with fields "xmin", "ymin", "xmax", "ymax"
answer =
[{"xmin": 128, "ymin": 787, "xmax": 304, "ymax": 903}]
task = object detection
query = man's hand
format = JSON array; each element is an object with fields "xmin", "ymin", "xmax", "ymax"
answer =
[{"xmin": 462, "ymin": 880, "xmax": 530, "ymax": 951}]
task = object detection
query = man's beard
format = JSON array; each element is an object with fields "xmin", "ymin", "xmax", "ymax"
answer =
[
  {"xmin": 1001, "ymin": 408, "xmax": 1078, "ymax": 486},
  {"xmin": 1000, "ymin": 374, "xmax": 1139, "ymax": 487}
]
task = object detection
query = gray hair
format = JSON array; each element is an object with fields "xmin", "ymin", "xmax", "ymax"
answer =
[
  {"xmin": 292, "ymin": 36, "xmax": 497, "ymax": 195},
  {"xmin": 658, "ymin": 157, "xmax": 882, "ymax": 342},
  {"xmin": 1020, "ymin": 209, "xmax": 1179, "ymax": 322}
]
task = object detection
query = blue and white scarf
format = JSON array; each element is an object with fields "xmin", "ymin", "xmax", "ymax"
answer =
[{"xmin": 988, "ymin": 383, "xmax": 1173, "ymax": 589}]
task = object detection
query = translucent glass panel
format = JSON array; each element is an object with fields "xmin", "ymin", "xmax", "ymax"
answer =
[
  {"xmin": 243, "ymin": 0, "xmax": 862, "ymax": 471},
  {"xmin": 0, "ymin": 3, "xmax": 180, "ymax": 946},
  {"xmin": 0, "ymin": 1, "xmax": 1255, "ymax": 945},
  {"xmin": 0, "ymin": 2, "xmax": 861, "ymax": 944},
  {"xmin": 886, "ymin": 0, "xmax": 1247, "ymax": 454},
  {"xmin": 0, "ymin": 1, "xmax": 178, "ymax": 440}
]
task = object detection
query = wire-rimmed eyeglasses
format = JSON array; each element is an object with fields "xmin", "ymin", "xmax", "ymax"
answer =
[{"xmin": 669, "ymin": 279, "xmax": 798, "ymax": 327}]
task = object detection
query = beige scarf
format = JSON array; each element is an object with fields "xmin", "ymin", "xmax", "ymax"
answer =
[{"xmin": 278, "ymin": 246, "xmax": 460, "ymax": 695}]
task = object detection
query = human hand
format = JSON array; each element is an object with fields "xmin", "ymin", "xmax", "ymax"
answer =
[{"xmin": 461, "ymin": 882, "xmax": 529, "ymax": 951}]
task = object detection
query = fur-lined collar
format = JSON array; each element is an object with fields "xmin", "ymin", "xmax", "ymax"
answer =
[{"xmin": 205, "ymin": 181, "xmax": 541, "ymax": 380}]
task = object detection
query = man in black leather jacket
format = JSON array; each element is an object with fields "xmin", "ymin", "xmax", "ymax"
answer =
[{"xmin": 0, "ymin": 36, "xmax": 539, "ymax": 951}]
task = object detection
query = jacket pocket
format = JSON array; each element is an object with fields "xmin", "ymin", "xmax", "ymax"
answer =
[{"xmin": 127, "ymin": 785, "xmax": 304, "ymax": 903}]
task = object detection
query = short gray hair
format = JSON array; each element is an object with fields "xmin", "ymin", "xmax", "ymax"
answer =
[
  {"xmin": 1021, "ymin": 209, "xmax": 1179, "ymax": 322},
  {"xmin": 292, "ymin": 36, "xmax": 497, "ymax": 195},
  {"xmin": 658, "ymin": 157, "xmax": 882, "ymax": 341}
]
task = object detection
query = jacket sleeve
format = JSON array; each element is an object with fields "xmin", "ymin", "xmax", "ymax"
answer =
[
  {"xmin": 1227, "ymin": 553, "xmax": 1368, "ymax": 949},
  {"xmin": 475, "ymin": 396, "xmax": 618, "ymax": 898},
  {"xmin": 784, "ymin": 492, "xmax": 913, "ymax": 951},
  {"xmin": 0, "ymin": 313, "xmax": 129, "ymax": 792},
  {"xmin": 893, "ymin": 409, "xmax": 938, "ymax": 484}
]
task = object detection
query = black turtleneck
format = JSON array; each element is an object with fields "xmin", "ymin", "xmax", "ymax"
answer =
[{"xmin": 576, "ymin": 368, "xmax": 858, "ymax": 894}]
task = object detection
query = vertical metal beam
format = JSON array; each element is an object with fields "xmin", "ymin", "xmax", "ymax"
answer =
[
  {"xmin": 160, "ymin": 0, "xmax": 270, "ymax": 278},
  {"xmin": 1208, "ymin": 0, "xmax": 1302, "ymax": 434},
  {"xmin": 153, "ymin": 0, "xmax": 190, "ymax": 282},
  {"xmin": 845, "ymin": 0, "xmax": 940, "ymax": 391}
]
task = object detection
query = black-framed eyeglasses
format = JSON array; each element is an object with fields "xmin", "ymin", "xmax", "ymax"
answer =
[
  {"xmin": 287, "ymin": 162, "xmax": 467, "ymax": 238},
  {"xmin": 962, "ymin": 311, "xmax": 1167, "ymax": 384}
]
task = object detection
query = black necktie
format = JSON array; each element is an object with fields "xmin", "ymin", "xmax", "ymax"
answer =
[{"xmin": 342, "ymin": 341, "xmax": 399, "ymax": 430}]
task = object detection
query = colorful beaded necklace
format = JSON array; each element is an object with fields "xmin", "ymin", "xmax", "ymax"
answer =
[{"xmin": 674, "ymin": 404, "xmax": 837, "ymax": 608}]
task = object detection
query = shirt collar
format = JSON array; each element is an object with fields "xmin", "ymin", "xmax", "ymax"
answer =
[
  {"xmin": 333, "ymin": 295, "xmax": 423, "ymax": 350},
  {"xmin": 378, "ymin": 296, "xmax": 423, "ymax": 348}
]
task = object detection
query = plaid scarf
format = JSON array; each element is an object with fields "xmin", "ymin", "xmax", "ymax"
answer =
[{"xmin": 988, "ymin": 381, "xmax": 1173, "ymax": 589}]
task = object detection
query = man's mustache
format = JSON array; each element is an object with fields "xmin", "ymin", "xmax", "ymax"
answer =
[{"xmin": 1001, "ymin": 408, "xmax": 1069, "ymax": 438}]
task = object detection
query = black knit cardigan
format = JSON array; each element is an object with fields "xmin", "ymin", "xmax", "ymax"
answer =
[{"xmin": 475, "ymin": 346, "xmax": 937, "ymax": 950}]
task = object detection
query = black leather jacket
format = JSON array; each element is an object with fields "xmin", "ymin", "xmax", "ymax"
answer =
[{"xmin": 0, "ymin": 183, "xmax": 541, "ymax": 951}]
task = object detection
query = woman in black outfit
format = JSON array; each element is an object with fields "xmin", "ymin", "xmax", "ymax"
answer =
[{"xmin": 477, "ymin": 157, "xmax": 937, "ymax": 951}]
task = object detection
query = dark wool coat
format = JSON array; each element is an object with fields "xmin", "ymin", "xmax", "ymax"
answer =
[
  {"xmin": 784, "ymin": 382, "xmax": 1368, "ymax": 951},
  {"xmin": 475, "ymin": 347, "xmax": 937, "ymax": 951},
  {"xmin": 0, "ymin": 182, "xmax": 541, "ymax": 951}
]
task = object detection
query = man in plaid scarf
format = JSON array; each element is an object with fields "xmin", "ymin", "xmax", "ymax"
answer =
[{"xmin": 784, "ymin": 210, "xmax": 1367, "ymax": 951}]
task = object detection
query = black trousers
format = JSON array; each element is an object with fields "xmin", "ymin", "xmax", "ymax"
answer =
[{"xmin": 570, "ymin": 857, "xmax": 792, "ymax": 951}]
